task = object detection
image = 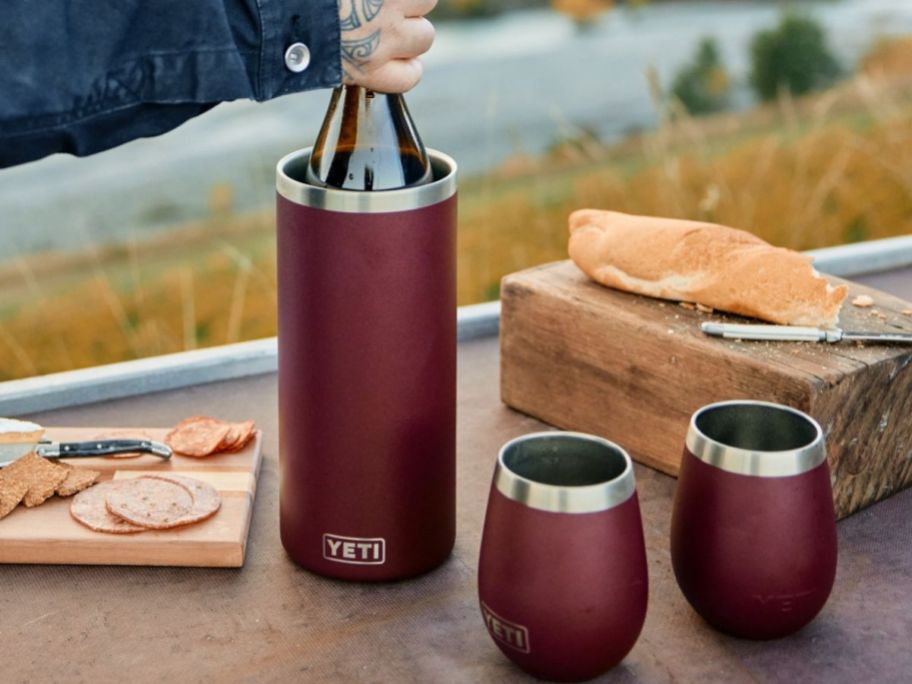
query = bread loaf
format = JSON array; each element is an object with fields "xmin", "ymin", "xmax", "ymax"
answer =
[{"xmin": 568, "ymin": 210, "xmax": 848, "ymax": 328}]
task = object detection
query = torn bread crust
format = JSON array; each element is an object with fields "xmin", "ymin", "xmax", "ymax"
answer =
[
  {"xmin": 569, "ymin": 210, "xmax": 848, "ymax": 328},
  {"xmin": 593, "ymin": 265, "xmax": 701, "ymax": 301}
]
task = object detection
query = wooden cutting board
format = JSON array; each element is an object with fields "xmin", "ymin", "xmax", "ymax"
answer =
[
  {"xmin": 501, "ymin": 260, "xmax": 912, "ymax": 519},
  {"xmin": 0, "ymin": 427, "xmax": 262, "ymax": 567}
]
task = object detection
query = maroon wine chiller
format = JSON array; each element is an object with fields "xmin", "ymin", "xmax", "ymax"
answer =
[{"xmin": 276, "ymin": 148, "xmax": 458, "ymax": 581}]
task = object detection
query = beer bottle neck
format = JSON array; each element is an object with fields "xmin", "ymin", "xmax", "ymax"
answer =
[{"xmin": 306, "ymin": 86, "xmax": 431, "ymax": 191}]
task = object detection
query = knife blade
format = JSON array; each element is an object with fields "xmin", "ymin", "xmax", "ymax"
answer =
[
  {"xmin": 701, "ymin": 322, "xmax": 912, "ymax": 344},
  {"xmin": 0, "ymin": 439, "xmax": 172, "ymax": 468}
]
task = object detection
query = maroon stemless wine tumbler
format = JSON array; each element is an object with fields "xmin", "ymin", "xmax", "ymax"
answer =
[
  {"xmin": 671, "ymin": 400, "xmax": 837, "ymax": 640},
  {"xmin": 276, "ymin": 148, "xmax": 457, "ymax": 581},
  {"xmin": 478, "ymin": 432, "xmax": 648, "ymax": 681}
]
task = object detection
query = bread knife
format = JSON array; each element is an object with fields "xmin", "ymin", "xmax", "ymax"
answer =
[
  {"xmin": 0, "ymin": 438, "xmax": 172, "ymax": 468},
  {"xmin": 701, "ymin": 322, "xmax": 912, "ymax": 344}
]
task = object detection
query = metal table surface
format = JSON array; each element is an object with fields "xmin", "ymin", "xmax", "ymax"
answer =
[{"xmin": 5, "ymin": 268, "xmax": 912, "ymax": 684}]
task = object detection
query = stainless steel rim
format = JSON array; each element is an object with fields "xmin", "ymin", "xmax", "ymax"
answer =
[
  {"xmin": 276, "ymin": 147, "xmax": 457, "ymax": 213},
  {"xmin": 494, "ymin": 431, "xmax": 636, "ymax": 514},
  {"xmin": 686, "ymin": 400, "xmax": 826, "ymax": 477}
]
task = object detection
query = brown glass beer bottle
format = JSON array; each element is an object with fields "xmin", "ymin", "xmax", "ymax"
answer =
[{"xmin": 305, "ymin": 86, "xmax": 432, "ymax": 191}]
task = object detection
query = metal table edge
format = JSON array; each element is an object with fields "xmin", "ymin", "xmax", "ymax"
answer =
[{"xmin": 1, "ymin": 237, "xmax": 908, "ymax": 416}]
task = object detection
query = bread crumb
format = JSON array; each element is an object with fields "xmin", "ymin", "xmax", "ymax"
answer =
[
  {"xmin": 852, "ymin": 294, "xmax": 875, "ymax": 308},
  {"xmin": 679, "ymin": 302, "xmax": 696, "ymax": 310},
  {"xmin": 695, "ymin": 303, "xmax": 714, "ymax": 314},
  {"xmin": 870, "ymin": 309, "xmax": 887, "ymax": 320},
  {"xmin": 667, "ymin": 328, "xmax": 675, "ymax": 334},
  {"xmin": 902, "ymin": 309, "xmax": 912, "ymax": 316}
]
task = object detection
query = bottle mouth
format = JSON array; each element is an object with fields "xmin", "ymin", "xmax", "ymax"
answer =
[{"xmin": 277, "ymin": 147, "xmax": 457, "ymax": 213}]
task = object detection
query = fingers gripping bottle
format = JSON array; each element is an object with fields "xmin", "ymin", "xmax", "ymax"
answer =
[{"xmin": 277, "ymin": 86, "xmax": 457, "ymax": 580}]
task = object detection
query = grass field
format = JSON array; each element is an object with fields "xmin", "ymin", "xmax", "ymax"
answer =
[{"xmin": 1, "ymin": 48, "xmax": 911, "ymax": 380}]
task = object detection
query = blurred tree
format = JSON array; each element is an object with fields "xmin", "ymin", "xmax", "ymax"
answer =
[
  {"xmin": 749, "ymin": 14, "xmax": 841, "ymax": 101},
  {"xmin": 670, "ymin": 37, "xmax": 730, "ymax": 115}
]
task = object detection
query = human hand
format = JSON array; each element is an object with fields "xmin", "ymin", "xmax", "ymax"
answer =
[{"xmin": 338, "ymin": 0, "xmax": 437, "ymax": 93}]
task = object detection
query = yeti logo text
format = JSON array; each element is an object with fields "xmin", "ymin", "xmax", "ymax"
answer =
[
  {"xmin": 481, "ymin": 602, "xmax": 531, "ymax": 653},
  {"xmin": 323, "ymin": 534, "xmax": 386, "ymax": 565},
  {"xmin": 753, "ymin": 589, "xmax": 817, "ymax": 613}
]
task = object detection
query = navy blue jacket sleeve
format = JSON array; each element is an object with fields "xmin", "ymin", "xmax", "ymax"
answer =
[{"xmin": 0, "ymin": 0, "xmax": 341, "ymax": 168}]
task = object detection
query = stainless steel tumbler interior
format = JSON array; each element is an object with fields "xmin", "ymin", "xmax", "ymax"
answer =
[
  {"xmin": 494, "ymin": 431, "xmax": 636, "ymax": 513},
  {"xmin": 686, "ymin": 400, "xmax": 826, "ymax": 477}
]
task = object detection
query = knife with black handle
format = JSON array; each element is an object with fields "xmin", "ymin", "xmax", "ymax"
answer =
[{"xmin": 0, "ymin": 439, "xmax": 172, "ymax": 468}]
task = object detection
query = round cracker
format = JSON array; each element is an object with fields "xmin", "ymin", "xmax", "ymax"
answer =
[
  {"xmin": 144, "ymin": 474, "xmax": 221, "ymax": 525},
  {"xmin": 220, "ymin": 420, "xmax": 256, "ymax": 452},
  {"xmin": 71, "ymin": 482, "xmax": 146, "ymax": 534},
  {"xmin": 105, "ymin": 478, "xmax": 194, "ymax": 529},
  {"xmin": 165, "ymin": 418, "xmax": 231, "ymax": 458},
  {"xmin": 219, "ymin": 422, "xmax": 244, "ymax": 450}
]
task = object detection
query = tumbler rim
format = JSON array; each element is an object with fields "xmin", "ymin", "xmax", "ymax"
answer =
[
  {"xmin": 494, "ymin": 431, "xmax": 636, "ymax": 514},
  {"xmin": 276, "ymin": 147, "xmax": 457, "ymax": 213},
  {"xmin": 686, "ymin": 400, "xmax": 826, "ymax": 477}
]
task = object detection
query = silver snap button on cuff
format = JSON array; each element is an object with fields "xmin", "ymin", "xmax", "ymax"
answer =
[{"xmin": 284, "ymin": 43, "xmax": 311, "ymax": 73}]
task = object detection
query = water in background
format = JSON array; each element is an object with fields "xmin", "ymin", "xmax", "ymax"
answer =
[{"xmin": 1, "ymin": 0, "xmax": 911, "ymax": 257}]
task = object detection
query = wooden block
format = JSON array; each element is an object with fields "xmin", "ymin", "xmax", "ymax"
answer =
[
  {"xmin": 0, "ymin": 427, "xmax": 262, "ymax": 567},
  {"xmin": 500, "ymin": 260, "xmax": 912, "ymax": 519}
]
